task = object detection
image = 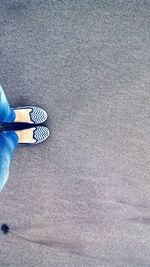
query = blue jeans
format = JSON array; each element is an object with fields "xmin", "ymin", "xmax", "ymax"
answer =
[{"xmin": 0, "ymin": 85, "xmax": 18, "ymax": 192}]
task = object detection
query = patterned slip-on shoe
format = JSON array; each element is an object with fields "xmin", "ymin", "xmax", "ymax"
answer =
[
  {"xmin": 14, "ymin": 106, "xmax": 48, "ymax": 124},
  {"xmin": 16, "ymin": 126, "xmax": 50, "ymax": 144},
  {"xmin": 32, "ymin": 126, "xmax": 50, "ymax": 144}
]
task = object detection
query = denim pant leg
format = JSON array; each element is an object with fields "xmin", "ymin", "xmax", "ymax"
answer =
[
  {"xmin": 0, "ymin": 84, "xmax": 16, "ymax": 123},
  {"xmin": 0, "ymin": 131, "xmax": 18, "ymax": 192}
]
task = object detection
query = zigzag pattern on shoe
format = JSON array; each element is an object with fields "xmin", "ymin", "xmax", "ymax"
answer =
[{"xmin": 33, "ymin": 126, "xmax": 50, "ymax": 144}]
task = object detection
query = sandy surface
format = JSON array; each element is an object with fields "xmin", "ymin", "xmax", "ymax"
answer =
[{"xmin": 0, "ymin": 1, "xmax": 150, "ymax": 266}]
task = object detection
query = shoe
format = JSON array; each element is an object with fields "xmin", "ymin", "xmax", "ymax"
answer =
[
  {"xmin": 16, "ymin": 126, "xmax": 50, "ymax": 144},
  {"xmin": 14, "ymin": 106, "xmax": 48, "ymax": 124}
]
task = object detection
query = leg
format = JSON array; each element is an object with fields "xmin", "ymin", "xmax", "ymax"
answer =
[
  {"xmin": 0, "ymin": 84, "xmax": 16, "ymax": 123},
  {"xmin": 0, "ymin": 131, "xmax": 18, "ymax": 192}
]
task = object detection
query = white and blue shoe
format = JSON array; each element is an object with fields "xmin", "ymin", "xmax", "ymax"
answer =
[
  {"xmin": 14, "ymin": 106, "xmax": 48, "ymax": 124},
  {"xmin": 16, "ymin": 126, "xmax": 50, "ymax": 144}
]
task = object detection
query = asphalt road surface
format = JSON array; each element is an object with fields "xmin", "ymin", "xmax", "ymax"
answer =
[{"xmin": 0, "ymin": 1, "xmax": 150, "ymax": 266}]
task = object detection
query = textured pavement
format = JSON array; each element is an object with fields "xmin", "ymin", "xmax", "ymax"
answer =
[{"xmin": 0, "ymin": 1, "xmax": 150, "ymax": 266}]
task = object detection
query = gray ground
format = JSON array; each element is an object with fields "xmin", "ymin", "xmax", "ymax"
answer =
[{"xmin": 0, "ymin": 0, "xmax": 150, "ymax": 266}]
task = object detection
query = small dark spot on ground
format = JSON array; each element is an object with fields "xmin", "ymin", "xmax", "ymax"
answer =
[{"xmin": 1, "ymin": 224, "xmax": 10, "ymax": 235}]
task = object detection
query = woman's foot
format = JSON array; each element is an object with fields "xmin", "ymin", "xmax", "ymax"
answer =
[
  {"xmin": 14, "ymin": 106, "xmax": 47, "ymax": 124},
  {"xmin": 15, "ymin": 126, "xmax": 49, "ymax": 144}
]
